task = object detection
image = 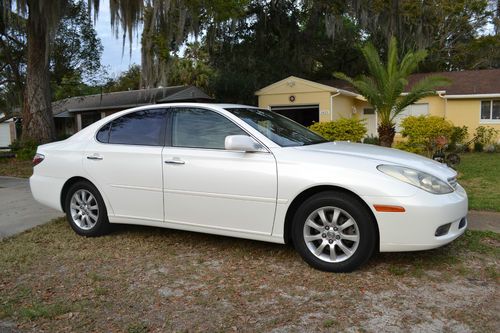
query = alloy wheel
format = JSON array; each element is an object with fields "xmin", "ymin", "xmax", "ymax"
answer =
[
  {"xmin": 303, "ymin": 206, "xmax": 360, "ymax": 263},
  {"xmin": 70, "ymin": 189, "xmax": 99, "ymax": 230}
]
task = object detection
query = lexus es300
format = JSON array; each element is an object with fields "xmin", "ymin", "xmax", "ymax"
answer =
[{"xmin": 30, "ymin": 103, "xmax": 468, "ymax": 272}]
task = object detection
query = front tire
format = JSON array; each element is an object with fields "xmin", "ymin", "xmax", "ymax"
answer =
[
  {"xmin": 64, "ymin": 181, "xmax": 110, "ymax": 237},
  {"xmin": 292, "ymin": 191, "xmax": 376, "ymax": 272}
]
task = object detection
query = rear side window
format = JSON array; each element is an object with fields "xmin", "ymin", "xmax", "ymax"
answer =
[
  {"xmin": 96, "ymin": 123, "xmax": 111, "ymax": 143},
  {"xmin": 101, "ymin": 109, "xmax": 167, "ymax": 146},
  {"xmin": 172, "ymin": 108, "xmax": 246, "ymax": 149}
]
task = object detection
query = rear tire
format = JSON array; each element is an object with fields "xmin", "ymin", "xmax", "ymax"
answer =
[
  {"xmin": 292, "ymin": 191, "xmax": 376, "ymax": 272},
  {"xmin": 64, "ymin": 181, "xmax": 110, "ymax": 237}
]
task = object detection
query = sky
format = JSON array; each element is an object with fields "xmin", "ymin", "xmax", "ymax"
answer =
[{"xmin": 95, "ymin": 0, "xmax": 142, "ymax": 76}]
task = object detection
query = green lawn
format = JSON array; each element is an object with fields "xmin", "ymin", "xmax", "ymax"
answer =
[{"xmin": 456, "ymin": 153, "xmax": 500, "ymax": 212}]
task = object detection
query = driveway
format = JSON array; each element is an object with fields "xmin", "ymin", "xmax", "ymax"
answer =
[{"xmin": 0, "ymin": 176, "xmax": 63, "ymax": 239}]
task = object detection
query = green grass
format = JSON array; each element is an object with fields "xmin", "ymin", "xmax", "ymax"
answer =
[
  {"xmin": 323, "ymin": 319, "xmax": 338, "ymax": 328},
  {"xmin": 18, "ymin": 302, "xmax": 73, "ymax": 320},
  {"xmin": 456, "ymin": 153, "xmax": 500, "ymax": 211},
  {"xmin": 127, "ymin": 323, "xmax": 149, "ymax": 333}
]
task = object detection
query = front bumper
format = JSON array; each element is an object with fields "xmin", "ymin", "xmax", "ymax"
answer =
[{"xmin": 362, "ymin": 184, "xmax": 468, "ymax": 252}]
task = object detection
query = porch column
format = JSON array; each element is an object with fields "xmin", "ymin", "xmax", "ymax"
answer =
[
  {"xmin": 9, "ymin": 122, "xmax": 17, "ymax": 141},
  {"xmin": 76, "ymin": 113, "xmax": 82, "ymax": 131}
]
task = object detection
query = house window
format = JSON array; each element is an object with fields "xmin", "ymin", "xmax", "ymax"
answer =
[
  {"xmin": 81, "ymin": 111, "xmax": 102, "ymax": 128},
  {"xmin": 363, "ymin": 108, "xmax": 375, "ymax": 115},
  {"xmin": 481, "ymin": 100, "xmax": 500, "ymax": 121}
]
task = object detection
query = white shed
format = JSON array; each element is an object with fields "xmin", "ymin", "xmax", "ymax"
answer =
[{"xmin": 0, "ymin": 114, "xmax": 16, "ymax": 148}]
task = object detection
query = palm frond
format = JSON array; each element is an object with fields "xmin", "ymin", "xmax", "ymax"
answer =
[
  {"xmin": 386, "ymin": 37, "xmax": 398, "ymax": 79},
  {"xmin": 360, "ymin": 42, "xmax": 387, "ymax": 92},
  {"xmin": 334, "ymin": 72, "xmax": 384, "ymax": 108},
  {"xmin": 392, "ymin": 76, "xmax": 451, "ymax": 120},
  {"xmin": 399, "ymin": 49, "xmax": 427, "ymax": 77}
]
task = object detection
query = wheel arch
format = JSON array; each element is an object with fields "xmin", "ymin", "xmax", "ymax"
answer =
[
  {"xmin": 60, "ymin": 176, "xmax": 100, "ymax": 213},
  {"xmin": 283, "ymin": 185, "xmax": 379, "ymax": 248}
]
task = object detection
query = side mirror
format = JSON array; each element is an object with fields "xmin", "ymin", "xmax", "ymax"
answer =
[{"xmin": 225, "ymin": 135, "xmax": 264, "ymax": 152}]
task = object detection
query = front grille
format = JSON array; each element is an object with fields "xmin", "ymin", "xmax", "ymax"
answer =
[{"xmin": 447, "ymin": 176, "xmax": 458, "ymax": 189}]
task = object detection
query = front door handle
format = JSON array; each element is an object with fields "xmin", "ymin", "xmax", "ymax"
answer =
[
  {"xmin": 164, "ymin": 159, "xmax": 185, "ymax": 165},
  {"xmin": 87, "ymin": 155, "xmax": 103, "ymax": 160}
]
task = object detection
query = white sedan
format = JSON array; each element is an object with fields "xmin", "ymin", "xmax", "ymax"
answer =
[{"xmin": 30, "ymin": 103, "xmax": 468, "ymax": 272}]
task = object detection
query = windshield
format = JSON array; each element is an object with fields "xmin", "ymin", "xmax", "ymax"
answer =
[{"xmin": 225, "ymin": 108, "xmax": 328, "ymax": 147}]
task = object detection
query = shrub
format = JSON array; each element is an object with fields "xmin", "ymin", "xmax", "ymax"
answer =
[
  {"xmin": 484, "ymin": 144, "xmax": 496, "ymax": 153},
  {"xmin": 474, "ymin": 126, "xmax": 499, "ymax": 145},
  {"xmin": 56, "ymin": 133, "xmax": 72, "ymax": 141},
  {"xmin": 394, "ymin": 141, "xmax": 426, "ymax": 155},
  {"xmin": 474, "ymin": 142, "xmax": 483, "ymax": 152},
  {"xmin": 10, "ymin": 140, "xmax": 38, "ymax": 160},
  {"xmin": 399, "ymin": 116, "xmax": 453, "ymax": 157},
  {"xmin": 363, "ymin": 135, "xmax": 379, "ymax": 145},
  {"xmin": 309, "ymin": 118, "xmax": 367, "ymax": 142},
  {"xmin": 448, "ymin": 126, "xmax": 468, "ymax": 150}
]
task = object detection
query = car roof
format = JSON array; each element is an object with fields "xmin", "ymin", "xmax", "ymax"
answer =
[{"xmin": 214, "ymin": 103, "xmax": 260, "ymax": 109}]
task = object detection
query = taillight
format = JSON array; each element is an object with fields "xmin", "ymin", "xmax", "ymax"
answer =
[{"xmin": 33, "ymin": 153, "xmax": 45, "ymax": 166}]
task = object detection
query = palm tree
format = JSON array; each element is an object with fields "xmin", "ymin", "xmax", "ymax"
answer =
[{"xmin": 334, "ymin": 37, "xmax": 450, "ymax": 147}]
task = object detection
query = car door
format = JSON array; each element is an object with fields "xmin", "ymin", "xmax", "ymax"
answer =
[
  {"xmin": 162, "ymin": 107, "xmax": 277, "ymax": 235},
  {"xmin": 84, "ymin": 108, "xmax": 168, "ymax": 222}
]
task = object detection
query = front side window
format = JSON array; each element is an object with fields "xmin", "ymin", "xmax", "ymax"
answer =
[
  {"xmin": 225, "ymin": 108, "xmax": 328, "ymax": 147},
  {"xmin": 99, "ymin": 109, "xmax": 166, "ymax": 146},
  {"xmin": 172, "ymin": 108, "xmax": 246, "ymax": 149},
  {"xmin": 481, "ymin": 100, "xmax": 500, "ymax": 121}
]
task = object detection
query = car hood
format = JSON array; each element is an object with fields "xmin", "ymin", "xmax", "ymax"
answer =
[{"xmin": 293, "ymin": 141, "xmax": 457, "ymax": 180}]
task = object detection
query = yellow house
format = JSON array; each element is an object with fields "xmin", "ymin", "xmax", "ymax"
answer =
[{"xmin": 256, "ymin": 69, "xmax": 500, "ymax": 140}]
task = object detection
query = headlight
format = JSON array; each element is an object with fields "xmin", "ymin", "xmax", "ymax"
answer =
[{"xmin": 377, "ymin": 165, "xmax": 454, "ymax": 194}]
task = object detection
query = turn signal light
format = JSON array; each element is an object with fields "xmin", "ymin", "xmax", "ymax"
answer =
[
  {"xmin": 373, "ymin": 205, "xmax": 406, "ymax": 212},
  {"xmin": 32, "ymin": 153, "xmax": 45, "ymax": 166}
]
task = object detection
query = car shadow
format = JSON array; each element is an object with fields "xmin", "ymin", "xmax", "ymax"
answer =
[{"xmin": 109, "ymin": 223, "xmax": 461, "ymax": 273}]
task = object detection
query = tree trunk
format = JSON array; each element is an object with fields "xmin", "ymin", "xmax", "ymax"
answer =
[
  {"xmin": 22, "ymin": 4, "xmax": 55, "ymax": 143},
  {"xmin": 496, "ymin": 0, "xmax": 500, "ymax": 35},
  {"xmin": 378, "ymin": 123, "xmax": 396, "ymax": 147}
]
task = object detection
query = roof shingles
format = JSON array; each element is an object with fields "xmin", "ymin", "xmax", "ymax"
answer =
[
  {"xmin": 320, "ymin": 69, "xmax": 500, "ymax": 96},
  {"xmin": 52, "ymin": 86, "xmax": 212, "ymax": 115}
]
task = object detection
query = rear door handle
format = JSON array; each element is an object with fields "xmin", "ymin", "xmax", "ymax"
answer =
[
  {"xmin": 87, "ymin": 155, "xmax": 103, "ymax": 160},
  {"xmin": 164, "ymin": 159, "xmax": 185, "ymax": 165}
]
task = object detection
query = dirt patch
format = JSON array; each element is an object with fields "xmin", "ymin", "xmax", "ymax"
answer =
[{"xmin": 0, "ymin": 219, "xmax": 498, "ymax": 332}]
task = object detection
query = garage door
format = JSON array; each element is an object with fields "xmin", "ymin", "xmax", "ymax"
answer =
[{"xmin": 270, "ymin": 105, "xmax": 319, "ymax": 127}]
